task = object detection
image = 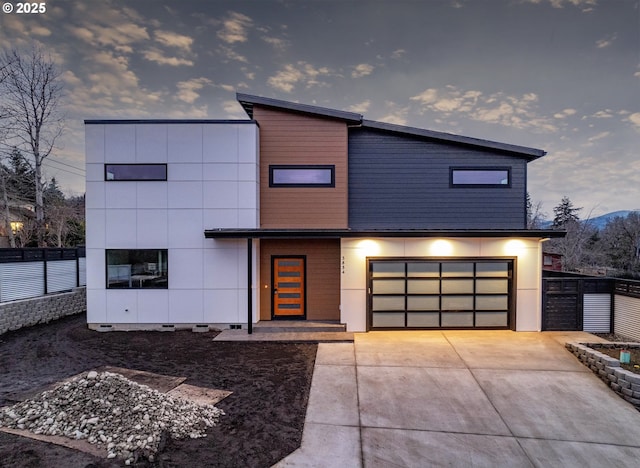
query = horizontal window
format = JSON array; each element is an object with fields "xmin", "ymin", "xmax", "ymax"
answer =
[
  {"xmin": 106, "ymin": 249, "xmax": 168, "ymax": 289},
  {"xmin": 269, "ymin": 165, "xmax": 335, "ymax": 187},
  {"xmin": 105, "ymin": 164, "xmax": 167, "ymax": 181},
  {"xmin": 450, "ymin": 167, "xmax": 510, "ymax": 187}
]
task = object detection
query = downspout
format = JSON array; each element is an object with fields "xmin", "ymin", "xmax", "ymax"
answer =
[{"xmin": 247, "ymin": 237, "xmax": 253, "ymax": 334}]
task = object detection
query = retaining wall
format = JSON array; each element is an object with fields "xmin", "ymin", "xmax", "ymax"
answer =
[
  {"xmin": 566, "ymin": 342, "xmax": 640, "ymax": 408},
  {"xmin": 0, "ymin": 287, "xmax": 86, "ymax": 335}
]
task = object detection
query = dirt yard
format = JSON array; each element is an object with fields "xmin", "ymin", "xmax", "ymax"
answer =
[{"xmin": 0, "ymin": 314, "xmax": 317, "ymax": 467}]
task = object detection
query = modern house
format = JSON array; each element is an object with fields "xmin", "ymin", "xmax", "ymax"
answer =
[{"xmin": 85, "ymin": 93, "xmax": 561, "ymax": 332}]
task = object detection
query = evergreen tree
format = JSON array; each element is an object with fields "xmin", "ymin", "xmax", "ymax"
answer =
[
  {"xmin": 552, "ymin": 196, "xmax": 582, "ymax": 229},
  {"xmin": 2, "ymin": 147, "xmax": 35, "ymax": 202}
]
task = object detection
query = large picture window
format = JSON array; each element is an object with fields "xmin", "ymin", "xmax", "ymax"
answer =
[
  {"xmin": 106, "ymin": 249, "xmax": 168, "ymax": 289},
  {"xmin": 450, "ymin": 167, "xmax": 510, "ymax": 187},
  {"xmin": 269, "ymin": 165, "xmax": 335, "ymax": 187},
  {"xmin": 105, "ymin": 164, "xmax": 167, "ymax": 181}
]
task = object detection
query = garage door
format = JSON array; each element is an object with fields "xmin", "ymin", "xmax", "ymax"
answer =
[{"xmin": 368, "ymin": 259, "xmax": 514, "ymax": 330}]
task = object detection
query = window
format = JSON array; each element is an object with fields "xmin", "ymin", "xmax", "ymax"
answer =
[
  {"xmin": 106, "ymin": 249, "xmax": 168, "ymax": 289},
  {"xmin": 105, "ymin": 164, "xmax": 167, "ymax": 181},
  {"xmin": 269, "ymin": 165, "xmax": 335, "ymax": 187},
  {"xmin": 450, "ymin": 167, "xmax": 510, "ymax": 187}
]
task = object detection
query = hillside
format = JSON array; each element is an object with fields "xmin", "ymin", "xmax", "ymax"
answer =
[{"xmin": 541, "ymin": 210, "xmax": 640, "ymax": 230}]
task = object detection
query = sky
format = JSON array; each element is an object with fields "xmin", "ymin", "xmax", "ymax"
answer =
[{"xmin": 0, "ymin": 0, "xmax": 638, "ymax": 218}]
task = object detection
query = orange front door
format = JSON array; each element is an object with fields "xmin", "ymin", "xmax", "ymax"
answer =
[{"xmin": 272, "ymin": 257, "xmax": 305, "ymax": 318}]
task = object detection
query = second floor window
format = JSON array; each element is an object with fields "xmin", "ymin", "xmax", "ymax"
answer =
[
  {"xmin": 105, "ymin": 164, "xmax": 167, "ymax": 181},
  {"xmin": 269, "ymin": 165, "xmax": 335, "ymax": 187},
  {"xmin": 450, "ymin": 167, "xmax": 510, "ymax": 187}
]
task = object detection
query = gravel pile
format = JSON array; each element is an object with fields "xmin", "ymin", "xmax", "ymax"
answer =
[{"xmin": 0, "ymin": 371, "xmax": 224, "ymax": 464}]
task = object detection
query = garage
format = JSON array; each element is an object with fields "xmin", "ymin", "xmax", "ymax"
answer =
[{"xmin": 368, "ymin": 258, "xmax": 515, "ymax": 330}]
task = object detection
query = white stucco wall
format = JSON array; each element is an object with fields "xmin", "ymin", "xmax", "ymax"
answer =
[
  {"xmin": 85, "ymin": 122, "xmax": 260, "ymax": 329},
  {"xmin": 340, "ymin": 237, "xmax": 543, "ymax": 332}
]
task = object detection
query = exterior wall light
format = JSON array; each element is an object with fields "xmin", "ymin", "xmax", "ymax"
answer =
[
  {"xmin": 430, "ymin": 239, "xmax": 453, "ymax": 256},
  {"xmin": 504, "ymin": 239, "xmax": 527, "ymax": 257},
  {"xmin": 357, "ymin": 239, "xmax": 380, "ymax": 257}
]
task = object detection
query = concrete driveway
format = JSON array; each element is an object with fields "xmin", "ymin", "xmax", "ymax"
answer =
[{"xmin": 274, "ymin": 331, "xmax": 640, "ymax": 467}]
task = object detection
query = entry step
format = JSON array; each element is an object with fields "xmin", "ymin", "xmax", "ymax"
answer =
[{"xmin": 253, "ymin": 321, "xmax": 347, "ymax": 333}]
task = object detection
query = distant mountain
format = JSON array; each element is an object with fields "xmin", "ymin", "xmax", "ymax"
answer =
[
  {"xmin": 540, "ymin": 210, "xmax": 640, "ymax": 230},
  {"xmin": 587, "ymin": 210, "xmax": 640, "ymax": 230}
]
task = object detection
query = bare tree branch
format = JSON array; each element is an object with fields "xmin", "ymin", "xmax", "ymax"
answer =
[{"xmin": 0, "ymin": 45, "xmax": 66, "ymax": 246}]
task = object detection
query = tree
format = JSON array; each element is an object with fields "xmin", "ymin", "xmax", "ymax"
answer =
[
  {"xmin": 0, "ymin": 46, "xmax": 65, "ymax": 247},
  {"xmin": 552, "ymin": 196, "xmax": 582, "ymax": 229},
  {"xmin": 546, "ymin": 196, "xmax": 602, "ymax": 272},
  {"xmin": 526, "ymin": 192, "xmax": 546, "ymax": 229},
  {"xmin": 599, "ymin": 213, "xmax": 640, "ymax": 275},
  {"xmin": 44, "ymin": 178, "xmax": 83, "ymax": 247},
  {"xmin": 0, "ymin": 148, "xmax": 35, "ymax": 247}
]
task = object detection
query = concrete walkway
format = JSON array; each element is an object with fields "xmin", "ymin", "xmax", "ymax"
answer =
[{"xmin": 274, "ymin": 331, "xmax": 640, "ymax": 467}]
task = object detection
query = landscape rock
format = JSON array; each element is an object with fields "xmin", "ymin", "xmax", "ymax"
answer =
[{"xmin": 0, "ymin": 371, "xmax": 224, "ymax": 464}]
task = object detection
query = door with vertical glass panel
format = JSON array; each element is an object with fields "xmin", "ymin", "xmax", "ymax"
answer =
[{"xmin": 272, "ymin": 257, "xmax": 305, "ymax": 319}]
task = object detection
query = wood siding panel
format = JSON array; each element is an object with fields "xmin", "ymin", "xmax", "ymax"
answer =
[
  {"xmin": 348, "ymin": 128, "xmax": 528, "ymax": 229},
  {"xmin": 254, "ymin": 107, "xmax": 348, "ymax": 228},
  {"xmin": 259, "ymin": 239, "xmax": 340, "ymax": 321}
]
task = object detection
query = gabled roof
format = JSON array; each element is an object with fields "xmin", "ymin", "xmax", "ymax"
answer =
[{"xmin": 236, "ymin": 93, "xmax": 546, "ymax": 160}]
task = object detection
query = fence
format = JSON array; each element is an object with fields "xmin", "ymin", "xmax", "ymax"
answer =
[
  {"xmin": 0, "ymin": 248, "xmax": 86, "ymax": 302},
  {"xmin": 542, "ymin": 273, "xmax": 640, "ymax": 339}
]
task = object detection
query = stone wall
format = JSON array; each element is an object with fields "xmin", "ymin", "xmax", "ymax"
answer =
[
  {"xmin": 0, "ymin": 287, "xmax": 86, "ymax": 335},
  {"xmin": 566, "ymin": 342, "xmax": 640, "ymax": 408}
]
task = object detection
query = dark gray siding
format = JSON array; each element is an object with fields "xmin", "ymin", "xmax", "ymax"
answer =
[{"xmin": 348, "ymin": 128, "xmax": 528, "ymax": 229}]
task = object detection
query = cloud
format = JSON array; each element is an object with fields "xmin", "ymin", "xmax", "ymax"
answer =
[
  {"xmin": 351, "ymin": 64, "xmax": 374, "ymax": 78},
  {"xmin": 262, "ymin": 36, "xmax": 289, "ymax": 50},
  {"xmin": 410, "ymin": 86, "xmax": 557, "ymax": 133},
  {"xmin": 522, "ymin": 0, "xmax": 596, "ymax": 9},
  {"xmin": 175, "ymin": 78, "xmax": 213, "ymax": 104},
  {"xmin": 64, "ymin": 4, "xmax": 150, "ymax": 54},
  {"xmin": 391, "ymin": 49, "xmax": 407, "ymax": 59},
  {"xmin": 218, "ymin": 46, "xmax": 248, "ymax": 63},
  {"xmin": 31, "ymin": 26, "xmax": 52, "ymax": 37},
  {"xmin": 628, "ymin": 113, "xmax": 640, "ymax": 130},
  {"xmin": 68, "ymin": 26, "xmax": 94, "ymax": 42},
  {"xmin": 61, "ymin": 70, "xmax": 82, "ymax": 87},
  {"xmin": 348, "ymin": 100, "xmax": 371, "ymax": 113},
  {"xmin": 217, "ymin": 11, "xmax": 253, "ymax": 44},
  {"xmin": 585, "ymin": 131, "xmax": 611, "ymax": 144},
  {"xmin": 267, "ymin": 62, "xmax": 332, "ymax": 92},
  {"xmin": 154, "ymin": 30, "xmax": 194, "ymax": 51},
  {"xmin": 554, "ymin": 108, "xmax": 577, "ymax": 119},
  {"xmin": 589, "ymin": 110, "xmax": 614, "ymax": 119},
  {"xmin": 92, "ymin": 23, "xmax": 149, "ymax": 52},
  {"xmin": 376, "ymin": 102, "xmax": 409, "ymax": 125},
  {"xmin": 143, "ymin": 49, "xmax": 194, "ymax": 66},
  {"xmin": 596, "ymin": 34, "xmax": 617, "ymax": 49},
  {"xmin": 378, "ymin": 111, "xmax": 408, "ymax": 126},
  {"xmin": 634, "ymin": 71, "xmax": 640, "ymax": 78},
  {"xmin": 62, "ymin": 50, "xmax": 166, "ymax": 120},
  {"xmin": 222, "ymin": 100, "xmax": 247, "ymax": 119},
  {"xmin": 268, "ymin": 65, "xmax": 304, "ymax": 92}
]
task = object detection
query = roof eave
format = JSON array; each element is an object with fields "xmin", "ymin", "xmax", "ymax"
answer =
[
  {"xmin": 361, "ymin": 120, "xmax": 546, "ymax": 160},
  {"xmin": 236, "ymin": 93, "xmax": 362, "ymax": 124},
  {"xmin": 204, "ymin": 228, "xmax": 566, "ymax": 239}
]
